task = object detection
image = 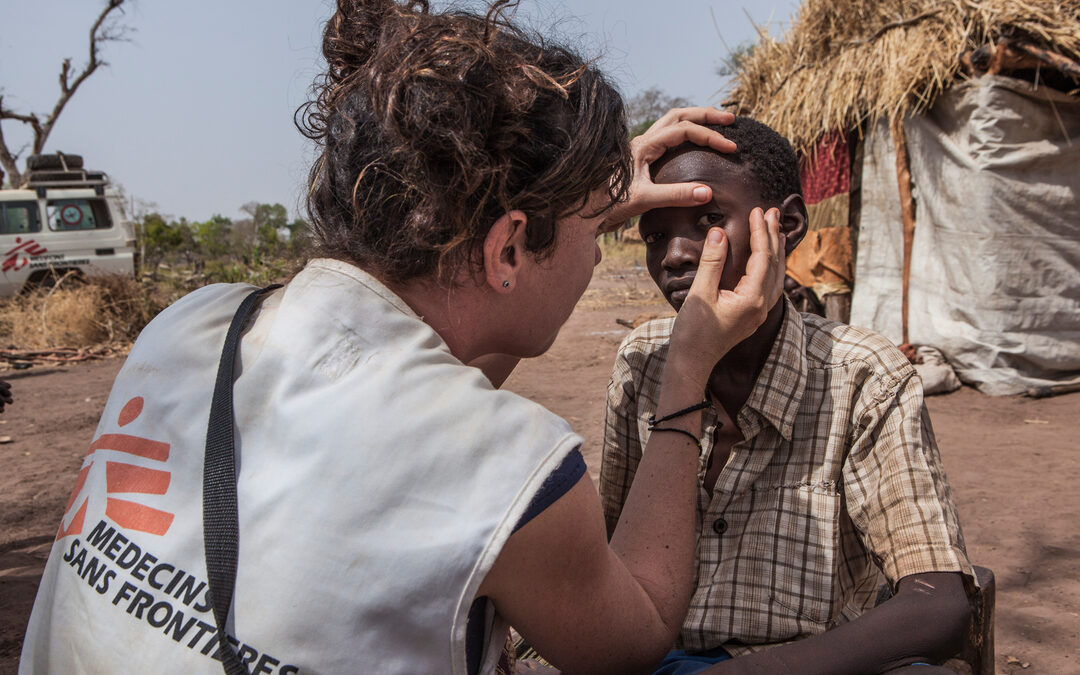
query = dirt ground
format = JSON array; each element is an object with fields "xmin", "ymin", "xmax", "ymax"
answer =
[{"xmin": 1, "ymin": 265, "xmax": 1077, "ymax": 674}]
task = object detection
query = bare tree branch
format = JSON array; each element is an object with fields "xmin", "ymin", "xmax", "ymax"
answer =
[
  {"xmin": 0, "ymin": 0, "xmax": 129, "ymax": 187},
  {"xmin": 38, "ymin": 0, "xmax": 129, "ymax": 155}
]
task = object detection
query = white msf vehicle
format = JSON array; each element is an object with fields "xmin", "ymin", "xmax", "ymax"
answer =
[{"xmin": 1, "ymin": 152, "xmax": 136, "ymax": 296}]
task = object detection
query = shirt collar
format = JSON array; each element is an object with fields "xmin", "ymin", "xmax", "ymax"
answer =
[
  {"xmin": 304, "ymin": 258, "xmax": 420, "ymax": 319},
  {"xmin": 737, "ymin": 298, "xmax": 808, "ymax": 441}
]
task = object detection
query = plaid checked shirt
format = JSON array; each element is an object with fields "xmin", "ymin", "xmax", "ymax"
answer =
[{"xmin": 600, "ymin": 300, "xmax": 973, "ymax": 655}]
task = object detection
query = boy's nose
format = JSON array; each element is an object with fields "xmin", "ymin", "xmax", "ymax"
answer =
[{"xmin": 663, "ymin": 236, "xmax": 702, "ymax": 271}]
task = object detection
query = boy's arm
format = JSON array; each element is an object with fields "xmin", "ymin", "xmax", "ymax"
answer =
[
  {"xmin": 703, "ymin": 571, "xmax": 969, "ymax": 674},
  {"xmin": 598, "ymin": 349, "xmax": 645, "ymax": 540},
  {"xmin": 707, "ymin": 368, "xmax": 973, "ymax": 673},
  {"xmin": 844, "ymin": 375, "xmax": 973, "ymax": 588}
]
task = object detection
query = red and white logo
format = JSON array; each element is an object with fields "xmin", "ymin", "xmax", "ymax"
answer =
[
  {"xmin": 58, "ymin": 396, "xmax": 175, "ymax": 539},
  {"xmin": 2, "ymin": 237, "xmax": 48, "ymax": 273}
]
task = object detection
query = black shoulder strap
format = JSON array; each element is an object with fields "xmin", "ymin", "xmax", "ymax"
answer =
[{"xmin": 202, "ymin": 284, "xmax": 281, "ymax": 675}]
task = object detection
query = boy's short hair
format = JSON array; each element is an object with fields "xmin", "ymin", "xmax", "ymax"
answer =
[{"xmin": 701, "ymin": 117, "xmax": 802, "ymax": 206}]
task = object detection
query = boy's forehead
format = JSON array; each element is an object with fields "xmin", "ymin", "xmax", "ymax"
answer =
[{"xmin": 652, "ymin": 146, "xmax": 744, "ymax": 185}]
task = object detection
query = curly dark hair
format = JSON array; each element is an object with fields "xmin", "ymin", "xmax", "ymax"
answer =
[
  {"xmin": 296, "ymin": 0, "xmax": 632, "ymax": 284},
  {"xmin": 671, "ymin": 117, "xmax": 802, "ymax": 206}
]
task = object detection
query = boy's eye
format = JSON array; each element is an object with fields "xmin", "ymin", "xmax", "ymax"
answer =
[
  {"xmin": 642, "ymin": 231, "xmax": 665, "ymax": 245},
  {"xmin": 696, "ymin": 213, "xmax": 724, "ymax": 228}
]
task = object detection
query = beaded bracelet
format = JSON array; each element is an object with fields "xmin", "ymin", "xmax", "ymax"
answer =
[{"xmin": 647, "ymin": 399, "xmax": 711, "ymax": 427}]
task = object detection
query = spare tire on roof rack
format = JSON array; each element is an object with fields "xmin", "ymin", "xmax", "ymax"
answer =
[{"xmin": 27, "ymin": 152, "xmax": 84, "ymax": 171}]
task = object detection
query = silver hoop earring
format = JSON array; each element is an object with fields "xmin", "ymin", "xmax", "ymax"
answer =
[{"xmin": 502, "ymin": 280, "xmax": 510, "ymax": 288}]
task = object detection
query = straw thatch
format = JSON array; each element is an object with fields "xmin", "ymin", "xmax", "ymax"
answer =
[{"xmin": 727, "ymin": 0, "xmax": 1080, "ymax": 154}]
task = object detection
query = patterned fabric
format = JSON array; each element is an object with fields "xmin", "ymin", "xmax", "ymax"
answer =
[
  {"xmin": 496, "ymin": 632, "xmax": 517, "ymax": 675},
  {"xmin": 788, "ymin": 132, "xmax": 854, "ymax": 298},
  {"xmin": 799, "ymin": 131, "xmax": 850, "ymax": 208},
  {"xmin": 599, "ymin": 300, "xmax": 973, "ymax": 655}
]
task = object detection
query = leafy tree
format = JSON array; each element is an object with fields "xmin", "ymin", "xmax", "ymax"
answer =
[
  {"xmin": 625, "ymin": 88, "xmax": 691, "ymax": 139},
  {"xmin": 0, "ymin": 0, "xmax": 131, "ymax": 187},
  {"xmin": 716, "ymin": 40, "xmax": 757, "ymax": 79},
  {"xmin": 284, "ymin": 217, "xmax": 312, "ymax": 256},
  {"xmin": 138, "ymin": 213, "xmax": 196, "ymax": 278},
  {"xmin": 194, "ymin": 215, "xmax": 233, "ymax": 259},
  {"xmin": 242, "ymin": 202, "xmax": 289, "ymax": 258}
]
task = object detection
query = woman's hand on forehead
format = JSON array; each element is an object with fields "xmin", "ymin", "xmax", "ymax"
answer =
[{"xmin": 604, "ymin": 107, "xmax": 736, "ymax": 231}]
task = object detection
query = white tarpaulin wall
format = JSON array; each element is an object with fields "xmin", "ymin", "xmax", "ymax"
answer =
[{"xmin": 850, "ymin": 75, "xmax": 1080, "ymax": 396}]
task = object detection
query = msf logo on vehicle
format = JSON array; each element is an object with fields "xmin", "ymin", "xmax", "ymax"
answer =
[
  {"xmin": 2, "ymin": 237, "xmax": 48, "ymax": 273},
  {"xmin": 58, "ymin": 396, "xmax": 176, "ymax": 540}
]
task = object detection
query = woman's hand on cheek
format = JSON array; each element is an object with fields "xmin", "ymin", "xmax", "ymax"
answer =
[
  {"xmin": 604, "ymin": 107, "xmax": 736, "ymax": 229},
  {"xmin": 668, "ymin": 207, "xmax": 786, "ymax": 387}
]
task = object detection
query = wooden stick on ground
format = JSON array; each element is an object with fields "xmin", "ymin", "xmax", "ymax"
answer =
[{"xmin": 0, "ymin": 347, "xmax": 109, "ymax": 364}]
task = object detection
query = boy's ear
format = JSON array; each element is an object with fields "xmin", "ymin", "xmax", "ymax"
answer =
[
  {"xmin": 779, "ymin": 194, "xmax": 808, "ymax": 255},
  {"xmin": 482, "ymin": 210, "xmax": 528, "ymax": 293}
]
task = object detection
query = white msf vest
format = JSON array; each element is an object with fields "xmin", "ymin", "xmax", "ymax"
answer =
[{"xmin": 22, "ymin": 259, "xmax": 580, "ymax": 674}]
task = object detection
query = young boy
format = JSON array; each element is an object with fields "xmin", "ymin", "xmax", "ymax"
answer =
[{"xmin": 600, "ymin": 117, "xmax": 974, "ymax": 674}]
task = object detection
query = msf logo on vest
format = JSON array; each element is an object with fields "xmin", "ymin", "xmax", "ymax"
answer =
[{"xmin": 57, "ymin": 396, "xmax": 175, "ymax": 539}]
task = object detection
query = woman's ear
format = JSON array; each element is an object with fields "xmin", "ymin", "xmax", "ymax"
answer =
[
  {"xmin": 482, "ymin": 210, "xmax": 528, "ymax": 293},
  {"xmin": 779, "ymin": 194, "xmax": 808, "ymax": 255}
]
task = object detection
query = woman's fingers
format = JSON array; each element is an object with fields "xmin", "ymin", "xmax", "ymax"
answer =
[
  {"xmin": 631, "ymin": 182, "xmax": 713, "ymax": 213},
  {"xmin": 649, "ymin": 107, "xmax": 734, "ymax": 132},
  {"xmin": 689, "ymin": 227, "xmax": 728, "ymax": 298},
  {"xmin": 613, "ymin": 107, "xmax": 737, "ymax": 228},
  {"xmin": 735, "ymin": 208, "xmax": 785, "ymax": 304},
  {"xmin": 634, "ymin": 121, "xmax": 736, "ymax": 165},
  {"xmin": 669, "ymin": 206, "xmax": 787, "ymax": 373}
]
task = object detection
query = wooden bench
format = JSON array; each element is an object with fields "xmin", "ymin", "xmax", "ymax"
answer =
[{"xmin": 946, "ymin": 565, "xmax": 996, "ymax": 675}]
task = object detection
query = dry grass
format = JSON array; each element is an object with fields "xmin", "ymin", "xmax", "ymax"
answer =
[
  {"xmin": 0, "ymin": 274, "xmax": 167, "ymax": 350},
  {"xmin": 577, "ymin": 237, "xmax": 665, "ymax": 310},
  {"xmin": 577, "ymin": 282, "xmax": 662, "ymax": 310},
  {"xmin": 728, "ymin": 0, "xmax": 1080, "ymax": 154},
  {"xmin": 597, "ymin": 236, "xmax": 649, "ymax": 275},
  {"xmin": 0, "ymin": 243, "xmax": 655, "ymax": 350}
]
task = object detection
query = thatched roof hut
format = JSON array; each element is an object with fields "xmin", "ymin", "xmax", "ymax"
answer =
[
  {"xmin": 729, "ymin": 0, "xmax": 1080, "ymax": 154},
  {"xmin": 727, "ymin": 0, "xmax": 1080, "ymax": 396}
]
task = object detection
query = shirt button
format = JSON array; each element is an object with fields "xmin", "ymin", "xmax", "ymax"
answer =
[{"xmin": 712, "ymin": 517, "xmax": 728, "ymax": 535}]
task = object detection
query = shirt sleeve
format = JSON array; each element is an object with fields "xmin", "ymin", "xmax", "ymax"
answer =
[
  {"xmin": 598, "ymin": 344, "xmax": 643, "ymax": 540},
  {"xmin": 512, "ymin": 448, "xmax": 587, "ymax": 533},
  {"xmin": 842, "ymin": 366, "xmax": 974, "ymax": 587}
]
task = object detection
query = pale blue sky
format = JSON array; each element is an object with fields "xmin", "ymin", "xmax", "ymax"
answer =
[{"xmin": 1, "ymin": 1, "xmax": 799, "ymax": 222}]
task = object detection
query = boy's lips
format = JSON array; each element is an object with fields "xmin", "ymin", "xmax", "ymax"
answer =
[{"xmin": 664, "ymin": 275, "xmax": 695, "ymax": 304}]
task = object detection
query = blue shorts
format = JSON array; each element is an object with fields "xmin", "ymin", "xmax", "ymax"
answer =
[
  {"xmin": 652, "ymin": 647, "xmax": 733, "ymax": 674},
  {"xmin": 653, "ymin": 649, "xmax": 937, "ymax": 674}
]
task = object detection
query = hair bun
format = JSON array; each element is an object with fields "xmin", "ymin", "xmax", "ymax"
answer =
[
  {"xmin": 299, "ymin": 1, "xmax": 631, "ymax": 285},
  {"xmin": 322, "ymin": 0, "xmax": 427, "ymax": 85}
]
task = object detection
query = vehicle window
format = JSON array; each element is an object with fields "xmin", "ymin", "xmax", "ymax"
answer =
[
  {"xmin": 46, "ymin": 198, "xmax": 112, "ymax": 231},
  {"xmin": 0, "ymin": 202, "xmax": 42, "ymax": 235}
]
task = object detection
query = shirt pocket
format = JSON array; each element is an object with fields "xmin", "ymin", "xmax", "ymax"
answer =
[{"xmin": 766, "ymin": 483, "xmax": 841, "ymax": 627}]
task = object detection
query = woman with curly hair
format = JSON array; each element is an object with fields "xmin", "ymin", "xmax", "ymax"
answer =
[{"xmin": 21, "ymin": 2, "xmax": 785, "ymax": 673}]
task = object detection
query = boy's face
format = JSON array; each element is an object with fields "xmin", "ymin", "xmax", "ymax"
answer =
[{"xmin": 639, "ymin": 149, "xmax": 768, "ymax": 311}]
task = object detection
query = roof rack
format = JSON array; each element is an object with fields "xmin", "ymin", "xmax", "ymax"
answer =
[{"xmin": 23, "ymin": 168, "xmax": 110, "ymax": 197}]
